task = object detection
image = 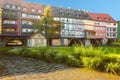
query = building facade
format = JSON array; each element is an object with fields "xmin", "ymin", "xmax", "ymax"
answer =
[
  {"xmin": 117, "ymin": 21, "xmax": 120, "ymax": 39},
  {"xmin": 0, "ymin": 0, "xmax": 118, "ymax": 46}
]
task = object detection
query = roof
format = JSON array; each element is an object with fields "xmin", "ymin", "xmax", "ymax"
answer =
[
  {"xmin": 51, "ymin": 6, "xmax": 91, "ymax": 19},
  {"xmin": 22, "ymin": 1, "xmax": 44, "ymax": 15},
  {"xmin": 88, "ymin": 12, "xmax": 116, "ymax": 23},
  {"xmin": 29, "ymin": 33, "xmax": 45, "ymax": 39}
]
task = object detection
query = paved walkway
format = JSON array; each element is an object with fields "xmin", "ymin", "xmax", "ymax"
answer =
[{"xmin": 0, "ymin": 52, "xmax": 120, "ymax": 80}]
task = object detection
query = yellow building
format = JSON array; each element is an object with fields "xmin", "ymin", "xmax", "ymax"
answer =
[
  {"xmin": 0, "ymin": 8, "xmax": 2, "ymax": 34},
  {"xmin": 84, "ymin": 20, "xmax": 95, "ymax": 30}
]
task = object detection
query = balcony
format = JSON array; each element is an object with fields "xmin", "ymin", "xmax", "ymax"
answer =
[
  {"xmin": 21, "ymin": 24, "xmax": 32, "ymax": 28},
  {"xmin": 2, "ymin": 13, "xmax": 18, "ymax": 19},
  {"xmin": 2, "ymin": 32, "xmax": 18, "ymax": 36},
  {"xmin": 21, "ymin": 32, "xmax": 34, "ymax": 36},
  {"xmin": 3, "ymin": 24, "xmax": 17, "ymax": 28},
  {"xmin": 61, "ymin": 30, "xmax": 85, "ymax": 38}
]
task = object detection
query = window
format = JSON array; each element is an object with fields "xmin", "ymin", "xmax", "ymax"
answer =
[
  {"xmin": 113, "ymin": 23, "xmax": 116, "ymax": 26},
  {"xmin": 38, "ymin": 10, "xmax": 41, "ymax": 13},
  {"xmin": 31, "ymin": 9, "xmax": 35, "ymax": 12},
  {"xmin": 22, "ymin": 13, "xmax": 27, "ymax": 17},
  {"xmin": 26, "ymin": 30, "xmax": 28, "ymax": 32},
  {"xmin": 107, "ymin": 33, "xmax": 109, "ymax": 36},
  {"xmin": 17, "ymin": 6, "xmax": 21, "ymax": 10},
  {"xmin": 23, "ymin": 8, "xmax": 26, "ymax": 11},
  {"xmin": 113, "ymin": 28, "xmax": 116, "ymax": 31},
  {"xmin": 113, "ymin": 33, "xmax": 116, "ymax": 37},
  {"xmin": 6, "ymin": 5, "xmax": 10, "ymax": 8},
  {"xmin": 12, "ymin": 5, "xmax": 15, "ymax": 9},
  {"xmin": 3, "ymin": 20, "xmax": 16, "ymax": 24}
]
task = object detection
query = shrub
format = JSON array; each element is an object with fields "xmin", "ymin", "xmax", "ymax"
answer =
[
  {"xmin": 105, "ymin": 62, "xmax": 120, "ymax": 75},
  {"xmin": 74, "ymin": 46, "xmax": 104, "ymax": 58},
  {"xmin": 44, "ymin": 48, "xmax": 58, "ymax": 62},
  {"xmin": 32, "ymin": 47, "xmax": 48, "ymax": 59},
  {"xmin": 82, "ymin": 57, "xmax": 104, "ymax": 70},
  {"xmin": 54, "ymin": 53, "xmax": 68, "ymax": 63},
  {"xmin": 111, "ymin": 42, "xmax": 120, "ymax": 46},
  {"xmin": 66, "ymin": 55, "xmax": 81, "ymax": 67},
  {"xmin": 103, "ymin": 54, "xmax": 120, "ymax": 63}
]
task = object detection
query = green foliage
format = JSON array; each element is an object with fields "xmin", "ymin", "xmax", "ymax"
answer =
[
  {"xmin": 111, "ymin": 42, "xmax": 120, "ymax": 46},
  {"xmin": 54, "ymin": 53, "xmax": 68, "ymax": 63},
  {"xmin": 74, "ymin": 46, "xmax": 104, "ymax": 58},
  {"xmin": 0, "ymin": 47, "xmax": 12, "ymax": 51},
  {"xmin": 44, "ymin": 48, "xmax": 58, "ymax": 61},
  {"xmin": 106, "ymin": 62, "xmax": 120, "ymax": 75},
  {"xmin": 66, "ymin": 55, "xmax": 81, "ymax": 67},
  {"xmin": 103, "ymin": 54, "xmax": 120, "ymax": 63},
  {"xmin": 8, "ymin": 46, "xmax": 120, "ymax": 75}
]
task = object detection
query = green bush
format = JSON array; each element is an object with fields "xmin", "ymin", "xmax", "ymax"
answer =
[
  {"xmin": 111, "ymin": 42, "xmax": 120, "ymax": 46},
  {"xmin": 66, "ymin": 55, "xmax": 81, "ymax": 67},
  {"xmin": 105, "ymin": 62, "xmax": 120, "ymax": 75},
  {"xmin": 74, "ymin": 46, "xmax": 104, "ymax": 58},
  {"xmin": 45, "ymin": 48, "xmax": 58, "ymax": 62},
  {"xmin": 82, "ymin": 57, "xmax": 104, "ymax": 70},
  {"xmin": 54, "ymin": 53, "xmax": 68, "ymax": 63},
  {"xmin": 103, "ymin": 54, "xmax": 120, "ymax": 63}
]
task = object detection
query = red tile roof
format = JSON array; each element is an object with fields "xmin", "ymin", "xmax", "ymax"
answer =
[
  {"xmin": 88, "ymin": 12, "xmax": 116, "ymax": 23},
  {"xmin": 22, "ymin": 1, "xmax": 44, "ymax": 15}
]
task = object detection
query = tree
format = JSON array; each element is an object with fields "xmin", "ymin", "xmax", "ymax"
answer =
[{"xmin": 33, "ymin": 5, "xmax": 62, "ymax": 46}]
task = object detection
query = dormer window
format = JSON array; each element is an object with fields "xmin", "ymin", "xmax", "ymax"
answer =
[
  {"xmin": 31, "ymin": 9, "xmax": 35, "ymax": 12},
  {"xmin": 23, "ymin": 8, "xmax": 26, "ymax": 11},
  {"xmin": 38, "ymin": 9, "xmax": 41, "ymax": 13},
  {"xmin": 109, "ymin": 18, "xmax": 113, "ymax": 21},
  {"xmin": 97, "ymin": 17, "xmax": 101, "ymax": 20},
  {"xmin": 104, "ymin": 18, "xmax": 108, "ymax": 21},
  {"xmin": 6, "ymin": 5, "xmax": 10, "ymax": 8}
]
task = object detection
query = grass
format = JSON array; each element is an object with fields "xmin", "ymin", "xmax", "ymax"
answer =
[{"xmin": 0, "ymin": 47, "xmax": 12, "ymax": 52}]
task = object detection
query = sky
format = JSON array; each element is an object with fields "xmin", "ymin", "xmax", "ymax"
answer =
[{"xmin": 24, "ymin": 0, "xmax": 120, "ymax": 21}]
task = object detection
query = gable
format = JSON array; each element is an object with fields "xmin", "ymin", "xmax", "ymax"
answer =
[{"xmin": 30, "ymin": 34, "xmax": 45, "ymax": 39}]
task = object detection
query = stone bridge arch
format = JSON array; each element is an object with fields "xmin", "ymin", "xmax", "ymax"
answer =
[
  {"xmin": 68, "ymin": 39, "xmax": 84, "ymax": 46},
  {"xmin": 6, "ymin": 39, "xmax": 26, "ymax": 46},
  {"xmin": 91, "ymin": 39, "xmax": 102, "ymax": 46}
]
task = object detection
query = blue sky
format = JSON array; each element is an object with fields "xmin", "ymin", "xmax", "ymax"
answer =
[{"xmin": 24, "ymin": 0, "xmax": 120, "ymax": 20}]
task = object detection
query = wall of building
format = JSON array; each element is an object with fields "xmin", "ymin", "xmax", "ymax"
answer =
[
  {"xmin": 117, "ymin": 21, "xmax": 120, "ymax": 38},
  {"xmin": 0, "ymin": 8, "xmax": 2, "ymax": 35}
]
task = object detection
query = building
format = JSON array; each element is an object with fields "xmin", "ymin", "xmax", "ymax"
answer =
[
  {"xmin": 0, "ymin": 0, "xmax": 44, "ymax": 46},
  {"xmin": 27, "ymin": 33, "xmax": 46, "ymax": 47},
  {"xmin": 0, "ymin": 0, "xmax": 118, "ymax": 46},
  {"xmin": 88, "ymin": 13, "xmax": 117, "ymax": 45},
  {"xmin": 117, "ymin": 21, "xmax": 120, "ymax": 39}
]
